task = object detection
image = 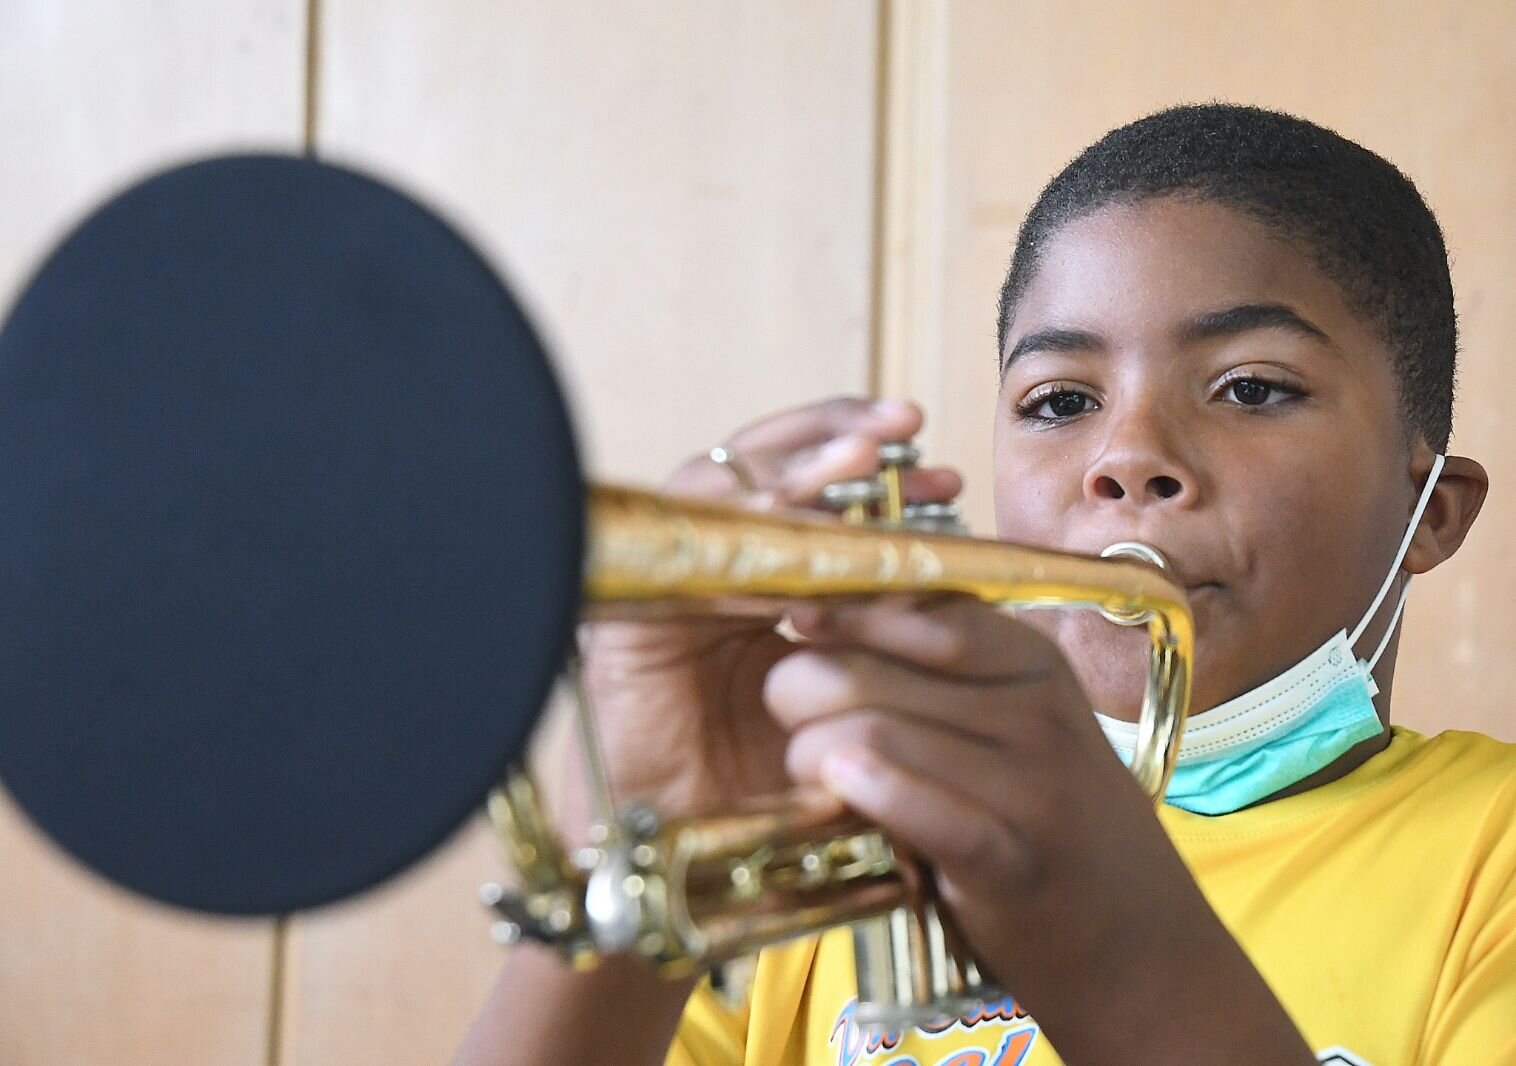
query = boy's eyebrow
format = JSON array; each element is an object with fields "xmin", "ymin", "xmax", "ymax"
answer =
[
  {"xmin": 1002, "ymin": 327, "xmax": 1104, "ymax": 366},
  {"xmin": 1179, "ymin": 303, "xmax": 1331, "ymax": 345},
  {"xmin": 1001, "ymin": 303, "xmax": 1334, "ymax": 371}
]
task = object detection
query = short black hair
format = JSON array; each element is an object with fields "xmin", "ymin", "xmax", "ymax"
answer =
[{"xmin": 996, "ymin": 103, "xmax": 1457, "ymax": 451}]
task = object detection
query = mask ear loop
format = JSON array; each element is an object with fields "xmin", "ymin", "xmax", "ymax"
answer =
[
  {"xmin": 1349, "ymin": 453, "xmax": 1446, "ymax": 662},
  {"xmin": 1364, "ymin": 581, "xmax": 1412, "ymax": 672}
]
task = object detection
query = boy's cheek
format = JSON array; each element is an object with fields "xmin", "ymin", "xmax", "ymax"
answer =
[
  {"xmin": 990, "ymin": 482, "xmax": 1071, "ymax": 548},
  {"xmin": 1022, "ymin": 610, "xmax": 1152, "ymax": 719},
  {"xmin": 1033, "ymin": 593, "xmax": 1259, "ymax": 721}
]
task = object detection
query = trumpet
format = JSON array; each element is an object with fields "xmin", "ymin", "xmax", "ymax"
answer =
[
  {"xmin": 0, "ymin": 154, "xmax": 1193, "ymax": 1036},
  {"xmin": 483, "ymin": 463, "xmax": 1193, "ymax": 1029}
]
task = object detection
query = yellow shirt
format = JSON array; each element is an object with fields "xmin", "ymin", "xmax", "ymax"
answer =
[{"xmin": 667, "ymin": 728, "xmax": 1516, "ymax": 1065}]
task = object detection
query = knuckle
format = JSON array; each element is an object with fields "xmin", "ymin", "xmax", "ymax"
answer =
[
  {"xmin": 868, "ymin": 768, "xmax": 910, "ymax": 816},
  {"xmin": 786, "ymin": 711, "xmax": 892, "ymax": 784},
  {"xmin": 916, "ymin": 611, "xmax": 973, "ymax": 670},
  {"xmin": 956, "ymin": 816, "xmax": 1012, "ymax": 867},
  {"xmin": 784, "ymin": 731, "xmax": 824, "ymax": 784},
  {"xmin": 935, "ymin": 626, "xmax": 973, "ymax": 670},
  {"xmin": 982, "ymin": 825, "xmax": 1043, "ymax": 888},
  {"xmin": 1013, "ymin": 787, "xmax": 1063, "ymax": 851},
  {"xmin": 662, "ymin": 454, "xmax": 711, "ymax": 493},
  {"xmin": 848, "ymin": 712, "xmax": 897, "ymax": 760},
  {"xmin": 1013, "ymin": 685, "xmax": 1075, "ymax": 744},
  {"xmin": 916, "ymin": 597, "xmax": 999, "ymax": 669},
  {"xmin": 742, "ymin": 489, "xmax": 786, "ymax": 513},
  {"xmin": 815, "ymin": 650, "xmax": 868, "ymax": 709}
]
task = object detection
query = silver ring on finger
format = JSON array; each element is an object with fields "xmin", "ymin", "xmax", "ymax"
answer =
[{"xmin": 708, "ymin": 445, "xmax": 760, "ymax": 493}]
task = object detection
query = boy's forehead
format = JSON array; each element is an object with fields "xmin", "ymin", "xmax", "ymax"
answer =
[{"xmin": 1009, "ymin": 198, "xmax": 1357, "ymax": 340}]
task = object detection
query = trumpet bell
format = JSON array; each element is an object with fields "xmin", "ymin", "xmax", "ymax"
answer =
[{"xmin": 0, "ymin": 155, "xmax": 586, "ymax": 913}]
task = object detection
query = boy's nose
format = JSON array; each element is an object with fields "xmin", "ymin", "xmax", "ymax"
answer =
[
  {"xmin": 1089, "ymin": 470, "xmax": 1186, "ymax": 501},
  {"xmin": 1082, "ymin": 421, "xmax": 1199, "ymax": 507}
]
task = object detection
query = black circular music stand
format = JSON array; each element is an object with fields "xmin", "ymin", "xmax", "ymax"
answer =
[{"xmin": 0, "ymin": 156, "xmax": 584, "ymax": 915}]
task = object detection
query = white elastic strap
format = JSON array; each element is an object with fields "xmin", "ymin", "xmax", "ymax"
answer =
[
  {"xmin": 1349, "ymin": 453, "xmax": 1445, "ymax": 649},
  {"xmin": 1364, "ymin": 578, "xmax": 1412, "ymax": 672}
]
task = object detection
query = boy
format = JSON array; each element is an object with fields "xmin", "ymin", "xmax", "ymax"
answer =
[{"xmin": 456, "ymin": 105, "xmax": 1515, "ymax": 1064}]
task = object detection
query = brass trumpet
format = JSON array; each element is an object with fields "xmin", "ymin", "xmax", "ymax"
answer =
[
  {"xmin": 484, "ymin": 451, "xmax": 1193, "ymax": 1031},
  {"xmin": 0, "ymin": 154, "xmax": 1192, "ymax": 1036}
]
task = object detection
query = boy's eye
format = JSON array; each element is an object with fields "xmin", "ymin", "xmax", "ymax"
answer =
[
  {"xmin": 1230, "ymin": 379, "xmax": 1271, "ymax": 405},
  {"xmin": 1219, "ymin": 375, "xmax": 1301, "ymax": 407},
  {"xmin": 1046, "ymin": 391, "xmax": 1094, "ymax": 417},
  {"xmin": 1018, "ymin": 386, "xmax": 1099, "ymax": 421}
]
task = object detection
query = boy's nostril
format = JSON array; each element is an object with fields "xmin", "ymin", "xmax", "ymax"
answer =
[
  {"xmin": 1149, "ymin": 475, "xmax": 1182, "ymax": 499},
  {"xmin": 1094, "ymin": 475, "xmax": 1125, "ymax": 500}
]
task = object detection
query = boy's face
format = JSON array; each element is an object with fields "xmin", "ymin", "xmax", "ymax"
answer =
[{"xmin": 993, "ymin": 198, "xmax": 1428, "ymax": 719}]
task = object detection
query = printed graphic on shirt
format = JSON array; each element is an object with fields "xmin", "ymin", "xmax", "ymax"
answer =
[
  {"xmin": 828, "ymin": 995, "xmax": 1040, "ymax": 1066},
  {"xmin": 828, "ymin": 994, "xmax": 1373, "ymax": 1066}
]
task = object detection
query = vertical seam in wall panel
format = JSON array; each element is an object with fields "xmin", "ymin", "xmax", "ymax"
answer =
[
  {"xmin": 865, "ymin": 0, "xmax": 893, "ymax": 398},
  {"xmin": 874, "ymin": 1, "xmax": 946, "ymax": 405},
  {"xmin": 265, "ymin": 917, "xmax": 289, "ymax": 1066},
  {"xmin": 275, "ymin": 0, "xmax": 321, "ymax": 1057},
  {"xmin": 303, "ymin": 0, "xmax": 321, "ymax": 154}
]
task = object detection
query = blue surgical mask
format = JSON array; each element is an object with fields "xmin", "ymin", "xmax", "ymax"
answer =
[{"xmin": 1097, "ymin": 454, "xmax": 1445, "ymax": 816}]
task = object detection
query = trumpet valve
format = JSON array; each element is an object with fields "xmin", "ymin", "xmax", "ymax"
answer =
[
  {"xmin": 821, "ymin": 439, "xmax": 966, "ymax": 533},
  {"xmin": 900, "ymin": 501, "xmax": 969, "ymax": 536},
  {"xmin": 821, "ymin": 478, "xmax": 886, "ymax": 524}
]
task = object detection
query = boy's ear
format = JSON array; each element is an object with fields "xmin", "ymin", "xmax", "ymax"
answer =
[{"xmin": 1404, "ymin": 452, "xmax": 1488, "ymax": 575}]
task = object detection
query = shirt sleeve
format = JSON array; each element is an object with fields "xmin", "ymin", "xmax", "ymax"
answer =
[{"xmin": 1419, "ymin": 775, "xmax": 1516, "ymax": 1063}]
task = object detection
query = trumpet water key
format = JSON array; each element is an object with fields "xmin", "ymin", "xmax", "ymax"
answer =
[{"xmin": 0, "ymin": 155, "xmax": 1192, "ymax": 1033}]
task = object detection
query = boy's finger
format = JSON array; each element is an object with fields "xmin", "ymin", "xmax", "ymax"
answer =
[
  {"xmin": 785, "ymin": 710, "xmax": 1047, "ymax": 821},
  {"xmin": 766, "ymin": 647, "xmax": 1067, "ymax": 741},
  {"xmin": 666, "ymin": 408, "xmax": 956, "ymax": 507},
  {"xmin": 786, "ymin": 597, "xmax": 1067, "ymax": 680},
  {"xmin": 818, "ymin": 745, "xmax": 1032, "ymax": 890},
  {"xmin": 777, "ymin": 435, "xmax": 962, "ymax": 504},
  {"xmin": 726, "ymin": 396, "xmax": 923, "ymax": 455}
]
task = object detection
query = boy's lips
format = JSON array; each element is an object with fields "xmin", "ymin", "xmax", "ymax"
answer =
[
  {"xmin": 1087, "ymin": 536, "xmax": 1225, "ymax": 596},
  {"xmin": 1159, "ymin": 565, "xmax": 1224, "ymax": 597}
]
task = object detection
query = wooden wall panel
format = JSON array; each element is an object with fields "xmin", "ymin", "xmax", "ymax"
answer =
[
  {"xmin": 878, "ymin": 0, "xmax": 1516, "ymax": 741},
  {"xmin": 8, "ymin": 3, "xmax": 1514, "ymax": 1062},
  {"xmin": 315, "ymin": 0, "xmax": 882, "ymax": 482},
  {"xmin": 0, "ymin": 3, "xmax": 304, "ymax": 1063},
  {"xmin": 281, "ymin": 4, "xmax": 882, "ymax": 1063}
]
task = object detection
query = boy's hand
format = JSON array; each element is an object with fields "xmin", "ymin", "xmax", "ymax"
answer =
[
  {"xmin": 771, "ymin": 596, "xmax": 1317, "ymax": 1064},
  {"xmin": 566, "ymin": 397, "xmax": 961, "ymax": 837}
]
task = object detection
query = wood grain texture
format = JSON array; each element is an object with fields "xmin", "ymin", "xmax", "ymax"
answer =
[
  {"xmin": 0, "ymin": 3, "xmax": 303, "ymax": 1063},
  {"xmin": 7, "ymin": 3, "xmax": 1515, "ymax": 1062},
  {"xmin": 877, "ymin": 0, "xmax": 1516, "ymax": 742},
  {"xmin": 281, "ymin": 4, "xmax": 881, "ymax": 1063},
  {"xmin": 315, "ymin": 0, "xmax": 882, "ymax": 484},
  {"xmin": 0, "ymin": 804, "xmax": 277, "ymax": 1066},
  {"xmin": 0, "ymin": 0, "xmax": 307, "ymax": 297}
]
